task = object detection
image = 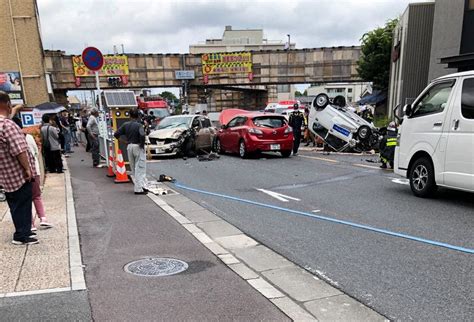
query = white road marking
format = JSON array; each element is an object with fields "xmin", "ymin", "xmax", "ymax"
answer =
[
  {"xmin": 257, "ymin": 188, "xmax": 301, "ymax": 202},
  {"xmin": 353, "ymin": 163, "xmax": 386, "ymax": 170},
  {"xmin": 312, "ymin": 210, "xmax": 321, "ymax": 213},
  {"xmin": 391, "ymin": 178, "xmax": 410, "ymax": 185}
]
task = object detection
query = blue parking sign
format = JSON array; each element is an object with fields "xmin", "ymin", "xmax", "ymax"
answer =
[{"xmin": 20, "ymin": 112, "xmax": 35, "ymax": 127}]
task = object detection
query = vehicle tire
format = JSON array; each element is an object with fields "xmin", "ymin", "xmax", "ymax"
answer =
[
  {"xmin": 313, "ymin": 93, "xmax": 329, "ymax": 110},
  {"xmin": 357, "ymin": 125, "xmax": 372, "ymax": 141},
  {"xmin": 214, "ymin": 138, "xmax": 222, "ymax": 154},
  {"xmin": 281, "ymin": 150, "xmax": 292, "ymax": 158},
  {"xmin": 239, "ymin": 139, "xmax": 249, "ymax": 159},
  {"xmin": 409, "ymin": 157, "xmax": 437, "ymax": 198}
]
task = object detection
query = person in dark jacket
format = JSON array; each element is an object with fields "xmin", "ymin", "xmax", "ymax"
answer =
[
  {"xmin": 288, "ymin": 103, "xmax": 306, "ymax": 156},
  {"xmin": 380, "ymin": 121, "xmax": 398, "ymax": 169}
]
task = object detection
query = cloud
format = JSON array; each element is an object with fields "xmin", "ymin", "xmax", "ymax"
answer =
[{"xmin": 37, "ymin": 0, "xmax": 418, "ymax": 54}]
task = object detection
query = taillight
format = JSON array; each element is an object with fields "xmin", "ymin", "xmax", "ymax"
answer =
[
  {"xmin": 284, "ymin": 126, "xmax": 293, "ymax": 134},
  {"xmin": 248, "ymin": 128, "xmax": 263, "ymax": 135}
]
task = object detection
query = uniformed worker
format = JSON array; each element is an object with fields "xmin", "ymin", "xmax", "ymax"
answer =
[
  {"xmin": 288, "ymin": 103, "xmax": 306, "ymax": 156},
  {"xmin": 114, "ymin": 108, "xmax": 147, "ymax": 194},
  {"xmin": 380, "ymin": 121, "xmax": 398, "ymax": 169}
]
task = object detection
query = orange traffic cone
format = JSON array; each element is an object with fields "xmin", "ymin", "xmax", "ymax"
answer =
[
  {"xmin": 106, "ymin": 145, "xmax": 115, "ymax": 177},
  {"xmin": 114, "ymin": 149, "xmax": 130, "ymax": 183}
]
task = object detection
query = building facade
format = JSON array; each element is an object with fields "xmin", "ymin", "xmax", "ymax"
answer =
[
  {"xmin": 0, "ymin": 0, "xmax": 50, "ymax": 107},
  {"xmin": 388, "ymin": 0, "xmax": 473, "ymax": 117},
  {"xmin": 189, "ymin": 25, "xmax": 294, "ymax": 54}
]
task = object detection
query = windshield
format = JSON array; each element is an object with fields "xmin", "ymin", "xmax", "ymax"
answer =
[
  {"xmin": 252, "ymin": 116, "xmax": 286, "ymax": 128},
  {"xmin": 148, "ymin": 108, "xmax": 170, "ymax": 119},
  {"xmin": 156, "ymin": 116, "xmax": 191, "ymax": 129}
]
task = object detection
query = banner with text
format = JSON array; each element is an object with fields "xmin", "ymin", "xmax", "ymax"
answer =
[
  {"xmin": 201, "ymin": 52, "xmax": 252, "ymax": 75},
  {"xmin": 72, "ymin": 55, "xmax": 129, "ymax": 77}
]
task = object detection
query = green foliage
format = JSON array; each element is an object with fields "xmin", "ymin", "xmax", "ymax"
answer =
[
  {"xmin": 160, "ymin": 91, "xmax": 178, "ymax": 102},
  {"xmin": 357, "ymin": 19, "xmax": 398, "ymax": 90},
  {"xmin": 374, "ymin": 115, "xmax": 389, "ymax": 128},
  {"xmin": 294, "ymin": 90, "xmax": 307, "ymax": 97}
]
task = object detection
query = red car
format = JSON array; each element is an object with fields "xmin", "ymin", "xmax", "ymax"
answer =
[{"xmin": 215, "ymin": 109, "xmax": 294, "ymax": 158}]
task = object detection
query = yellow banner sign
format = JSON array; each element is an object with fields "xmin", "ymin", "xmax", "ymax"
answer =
[
  {"xmin": 72, "ymin": 55, "xmax": 129, "ymax": 77},
  {"xmin": 201, "ymin": 52, "xmax": 252, "ymax": 75}
]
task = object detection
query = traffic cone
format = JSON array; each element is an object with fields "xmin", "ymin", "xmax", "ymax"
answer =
[
  {"xmin": 114, "ymin": 149, "xmax": 130, "ymax": 183},
  {"xmin": 106, "ymin": 145, "xmax": 115, "ymax": 177}
]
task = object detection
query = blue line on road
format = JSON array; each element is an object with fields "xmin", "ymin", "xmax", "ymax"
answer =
[{"xmin": 174, "ymin": 182, "xmax": 474, "ymax": 255}]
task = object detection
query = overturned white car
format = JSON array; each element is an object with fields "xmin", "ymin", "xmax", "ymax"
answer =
[{"xmin": 308, "ymin": 93, "xmax": 381, "ymax": 152}]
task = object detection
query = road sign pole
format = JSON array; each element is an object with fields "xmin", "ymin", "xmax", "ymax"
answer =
[{"xmin": 95, "ymin": 70, "xmax": 109, "ymax": 165}]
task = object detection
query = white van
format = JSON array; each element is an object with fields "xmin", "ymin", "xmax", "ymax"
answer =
[{"xmin": 394, "ymin": 71, "xmax": 474, "ymax": 197}]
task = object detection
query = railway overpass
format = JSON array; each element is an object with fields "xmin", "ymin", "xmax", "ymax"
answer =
[{"xmin": 45, "ymin": 47, "xmax": 361, "ymax": 110}]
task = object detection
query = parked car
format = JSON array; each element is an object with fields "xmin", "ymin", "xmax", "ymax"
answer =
[
  {"xmin": 308, "ymin": 93, "xmax": 381, "ymax": 152},
  {"xmin": 394, "ymin": 71, "xmax": 474, "ymax": 197},
  {"xmin": 215, "ymin": 110, "xmax": 293, "ymax": 158},
  {"xmin": 147, "ymin": 115, "xmax": 216, "ymax": 157}
]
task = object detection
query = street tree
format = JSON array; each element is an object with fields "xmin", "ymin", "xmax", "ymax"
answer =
[
  {"xmin": 357, "ymin": 19, "xmax": 398, "ymax": 90},
  {"xmin": 160, "ymin": 91, "xmax": 178, "ymax": 102}
]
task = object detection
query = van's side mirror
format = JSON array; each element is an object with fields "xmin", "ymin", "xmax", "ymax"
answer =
[{"xmin": 403, "ymin": 104, "xmax": 412, "ymax": 117}]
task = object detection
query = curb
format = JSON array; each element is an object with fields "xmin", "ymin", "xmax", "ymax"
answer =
[{"xmin": 147, "ymin": 191, "xmax": 387, "ymax": 321}]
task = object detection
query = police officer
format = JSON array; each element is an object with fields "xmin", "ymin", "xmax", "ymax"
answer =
[
  {"xmin": 380, "ymin": 121, "xmax": 398, "ymax": 169},
  {"xmin": 288, "ymin": 103, "xmax": 306, "ymax": 156}
]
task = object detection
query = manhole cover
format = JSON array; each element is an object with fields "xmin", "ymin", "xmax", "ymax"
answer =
[{"xmin": 124, "ymin": 257, "xmax": 188, "ymax": 277}]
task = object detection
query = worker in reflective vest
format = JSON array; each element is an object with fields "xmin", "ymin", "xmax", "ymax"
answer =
[{"xmin": 380, "ymin": 121, "xmax": 398, "ymax": 169}]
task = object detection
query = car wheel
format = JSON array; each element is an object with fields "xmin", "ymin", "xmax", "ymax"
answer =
[
  {"xmin": 409, "ymin": 157, "xmax": 437, "ymax": 198},
  {"xmin": 239, "ymin": 140, "xmax": 248, "ymax": 159},
  {"xmin": 281, "ymin": 150, "xmax": 291, "ymax": 158},
  {"xmin": 357, "ymin": 125, "xmax": 372, "ymax": 141},
  {"xmin": 313, "ymin": 93, "xmax": 329, "ymax": 110}
]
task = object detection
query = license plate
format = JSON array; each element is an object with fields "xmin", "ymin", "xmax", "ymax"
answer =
[
  {"xmin": 155, "ymin": 148, "xmax": 163, "ymax": 153},
  {"xmin": 270, "ymin": 144, "xmax": 280, "ymax": 150}
]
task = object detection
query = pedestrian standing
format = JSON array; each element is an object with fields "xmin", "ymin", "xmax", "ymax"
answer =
[
  {"xmin": 0, "ymin": 91, "xmax": 38, "ymax": 245},
  {"xmin": 288, "ymin": 103, "xmax": 306, "ymax": 156},
  {"xmin": 41, "ymin": 115, "xmax": 63, "ymax": 173},
  {"xmin": 25, "ymin": 133, "xmax": 53, "ymax": 231},
  {"xmin": 86, "ymin": 108, "xmax": 100, "ymax": 167},
  {"xmin": 59, "ymin": 110, "xmax": 72, "ymax": 154},
  {"xmin": 114, "ymin": 108, "xmax": 147, "ymax": 194},
  {"xmin": 81, "ymin": 109, "xmax": 91, "ymax": 152},
  {"xmin": 69, "ymin": 113, "xmax": 79, "ymax": 147}
]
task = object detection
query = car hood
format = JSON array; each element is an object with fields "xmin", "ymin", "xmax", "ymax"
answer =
[
  {"xmin": 148, "ymin": 127, "xmax": 185, "ymax": 139},
  {"xmin": 219, "ymin": 109, "xmax": 251, "ymax": 126}
]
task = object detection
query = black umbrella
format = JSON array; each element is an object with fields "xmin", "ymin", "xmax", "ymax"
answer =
[{"xmin": 34, "ymin": 102, "xmax": 66, "ymax": 114}]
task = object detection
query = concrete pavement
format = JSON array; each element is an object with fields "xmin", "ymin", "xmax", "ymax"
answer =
[{"xmin": 67, "ymin": 149, "xmax": 288, "ymax": 321}]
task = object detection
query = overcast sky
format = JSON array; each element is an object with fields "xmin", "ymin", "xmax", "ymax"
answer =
[{"xmin": 37, "ymin": 0, "xmax": 423, "ymax": 55}]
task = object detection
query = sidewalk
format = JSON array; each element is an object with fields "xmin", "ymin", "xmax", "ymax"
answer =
[
  {"xmin": 67, "ymin": 149, "xmax": 288, "ymax": 321},
  {"xmin": 0, "ymin": 172, "xmax": 77, "ymax": 295}
]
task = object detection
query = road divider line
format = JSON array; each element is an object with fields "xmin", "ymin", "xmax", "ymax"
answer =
[
  {"xmin": 174, "ymin": 182, "xmax": 474, "ymax": 255},
  {"xmin": 300, "ymin": 155, "xmax": 339, "ymax": 163},
  {"xmin": 353, "ymin": 163, "xmax": 384, "ymax": 170}
]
